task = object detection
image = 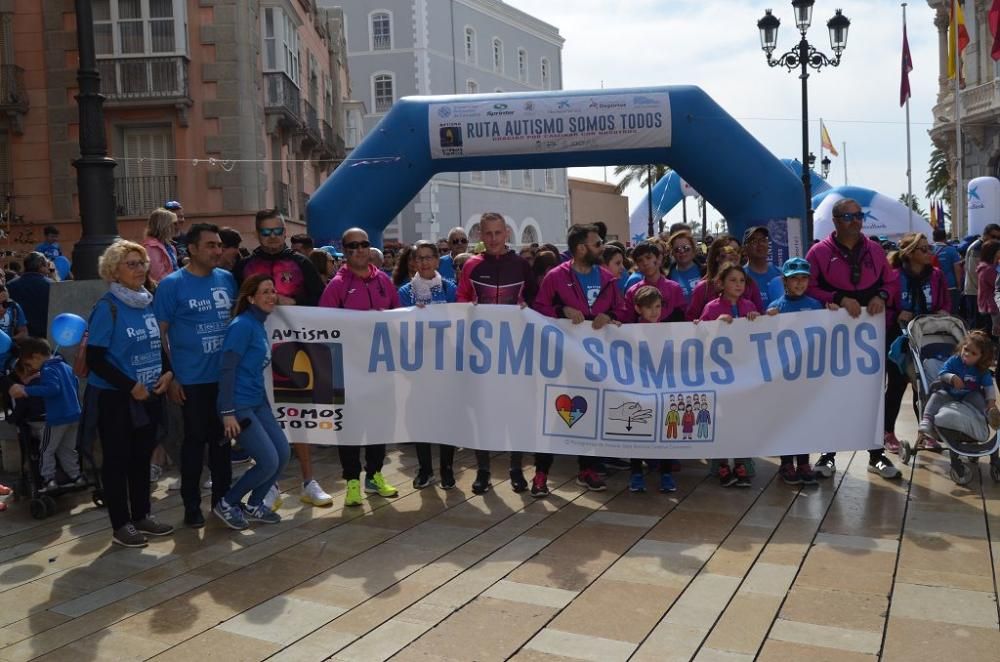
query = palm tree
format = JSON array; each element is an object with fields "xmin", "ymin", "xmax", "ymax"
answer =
[
  {"xmin": 898, "ymin": 193, "xmax": 927, "ymax": 218},
  {"xmin": 613, "ymin": 164, "xmax": 670, "ymax": 194},
  {"xmin": 925, "ymin": 146, "xmax": 951, "ymax": 204}
]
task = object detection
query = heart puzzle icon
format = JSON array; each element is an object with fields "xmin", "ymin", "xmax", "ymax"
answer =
[{"xmin": 554, "ymin": 394, "xmax": 588, "ymax": 428}]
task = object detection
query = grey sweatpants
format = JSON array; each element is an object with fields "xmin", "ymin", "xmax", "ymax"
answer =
[
  {"xmin": 923, "ymin": 390, "xmax": 986, "ymax": 421},
  {"xmin": 39, "ymin": 422, "xmax": 81, "ymax": 482}
]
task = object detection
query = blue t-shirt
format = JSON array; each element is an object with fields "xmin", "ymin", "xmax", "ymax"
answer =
[
  {"xmin": 745, "ymin": 264, "xmax": 783, "ymax": 309},
  {"xmin": 0, "ymin": 301, "xmax": 26, "ymax": 337},
  {"xmin": 768, "ymin": 294, "xmax": 824, "ymax": 313},
  {"xmin": 669, "ymin": 264, "xmax": 703, "ymax": 303},
  {"xmin": 616, "ymin": 272, "xmax": 630, "ymax": 295},
  {"xmin": 220, "ymin": 310, "xmax": 271, "ymax": 409},
  {"xmin": 153, "ymin": 268, "xmax": 236, "ymax": 385},
  {"xmin": 87, "ymin": 292, "xmax": 162, "ymax": 391},
  {"xmin": 574, "ymin": 266, "xmax": 602, "ymax": 307},
  {"xmin": 438, "ymin": 254, "xmax": 456, "ymax": 281},
  {"xmin": 35, "ymin": 241, "xmax": 61, "ymax": 260},
  {"xmin": 933, "ymin": 243, "xmax": 962, "ymax": 289},
  {"xmin": 939, "ymin": 354, "xmax": 993, "ymax": 397},
  {"xmin": 624, "ymin": 271, "xmax": 644, "ymax": 292}
]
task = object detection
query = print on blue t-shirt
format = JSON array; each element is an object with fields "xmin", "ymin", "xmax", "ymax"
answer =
[
  {"xmin": 87, "ymin": 293, "xmax": 162, "ymax": 390},
  {"xmin": 153, "ymin": 268, "xmax": 236, "ymax": 385},
  {"xmin": 745, "ymin": 264, "xmax": 783, "ymax": 309},
  {"xmin": 940, "ymin": 355, "xmax": 992, "ymax": 397},
  {"xmin": 669, "ymin": 264, "xmax": 702, "ymax": 303},
  {"xmin": 574, "ymin": 267, "xmax": 602, "ymax": 307}
]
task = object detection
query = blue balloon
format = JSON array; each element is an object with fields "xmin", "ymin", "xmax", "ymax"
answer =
[
  {"xmin": 0, "ymin": 330, "xmax": 11, "ymax": 356},
  {"xmin": 50, "ymin": 313, "xmax": 87, "ymax": 347},
  {"xmin": 53, "ymin": 255, "xmax": 71, "ymax": 280}
]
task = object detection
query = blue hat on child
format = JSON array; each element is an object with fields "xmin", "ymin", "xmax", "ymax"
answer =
[{"xmin": 782, "ymin": 257, "xmax": 811, "ymax": 278}]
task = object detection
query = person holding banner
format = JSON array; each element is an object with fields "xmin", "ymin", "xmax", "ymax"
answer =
[
  {"xmin": 806, "ymin": 198, "xmax": 902, "ymax": 480},
  {"xmin": 214, "ymin": 274, "xmax": 289, "ymax": 529},
  {"xmin": 319, "ymin": 228, "xmax": 400, "ymax": 506},
  {"xmin": 665, "ymin": 231, "xmax": 704, "ymax": 305},
  {"xmin": 535, "ymin": 223, "xmax": 624, "ymax": 492},
  {"xmin": 886, "ymin": 233, "xmax": 951, "ymax": 453},
  {"xmin": 620, "ymin": 241, "xmax": 686, "ymax": 323},
  {"xmin": 457, "ymin": 212, "xmax": 538, "ymax": 495},
  {"xmin": 686, "ymin": 235, "xmax": 764, "ymax": 321},
  {"xmin": 397, "ymin": 240, "xmax": 458, "ymax": 489}
]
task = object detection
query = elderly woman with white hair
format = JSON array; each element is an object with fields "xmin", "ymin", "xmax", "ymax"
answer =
[{"xmin": 86, "ymin": 240, "xmax": 175, "ymax": 548}]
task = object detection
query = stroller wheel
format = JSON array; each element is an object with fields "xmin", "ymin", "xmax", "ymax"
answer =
[
  {"xmin": 900, "ymin": 442, "xmax": 913, "ymax": 466},
  {"xmin": 29, "ymin": 498, "xmax": 47, "ymax": 520},
  {"xmin": 91, "ymin": 490, "xmax": 105, "ymax": 508},
  {"xmin": 949, "ymin": 463, "xmax": 975, "ymax": 486},
  {"xmin": 40, "ymin": 495, "xmax": 56, "ymax": 517}
]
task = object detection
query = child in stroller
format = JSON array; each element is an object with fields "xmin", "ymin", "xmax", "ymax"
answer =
[{"xmin": 918, "ymin": 330, "xmax": 1000, "ymax": 437}]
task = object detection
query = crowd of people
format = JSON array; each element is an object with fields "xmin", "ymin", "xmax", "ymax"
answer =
[{"xmin": 0, "ymin": 197, "xmax": 995, "ymax": 547}]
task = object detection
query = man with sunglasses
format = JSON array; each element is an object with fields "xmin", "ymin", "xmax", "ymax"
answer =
[
  {"xmin": 743, "ymin": 226, "xmax": 783, "ymax": 309},
  {"xmin": 233, "ymin": 210, "xmax": 331, "ymax": 508},
  {"xmin": 437, "ymin": 227, "xmax": 469, "ymax": 281},
  {"xmin": 319, "ymin": 227, "xmax": 400, "ymax": 507},
  {"xmin": 805, "ymin": 198, "xmax": 902, "ymax": 480}
]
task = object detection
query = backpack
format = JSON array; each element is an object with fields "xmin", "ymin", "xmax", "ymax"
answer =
[{"xmin": 74, "ymin": 299, "xmax": 117, "ymax": 378}]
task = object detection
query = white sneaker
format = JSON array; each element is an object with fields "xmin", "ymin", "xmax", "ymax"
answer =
[
  {"xmin": 300, "ymin": 479, "xmax": 332, "ymax": 507},
  {"xmin": 262, "ymin": 484, "xmax": 283, "ymax": 511},
  {"xmin": 166, "ymin": 478, "xmax": 181, "ymax": 491},
  {"xmin": 202, "ymin": 478, "xmax": 212, "ymax": 490}
]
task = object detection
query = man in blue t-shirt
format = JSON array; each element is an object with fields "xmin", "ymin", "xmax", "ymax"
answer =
[
  {"xmin": 154, "ymin": 223, "xmax": 237, "ymax": 528},
  {"xmin": 34, "ymin": 225, "xmax": 62, "ymax": 261},
  {"xmin": 742, "ymin": 226, "xmax": 783, "ymax": 310},
  {"xmin": 437, "ymin": 226, "xmax": 469, "ymax": 281},
  {"xmin": 932, "ymin": 228, "xmax": 963, "ymax": 315}
]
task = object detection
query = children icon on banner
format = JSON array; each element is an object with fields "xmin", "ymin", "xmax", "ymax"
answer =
[{"xmin": 664, "ymin": 392, "xmax": 714, "ymax": 441}]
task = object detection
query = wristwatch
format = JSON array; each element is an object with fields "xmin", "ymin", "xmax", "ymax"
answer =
[{"xmin": 877, "ymin": 289, "xmax": 890, "ymax": 301}]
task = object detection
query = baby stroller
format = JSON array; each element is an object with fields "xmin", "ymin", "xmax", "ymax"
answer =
[{"xmin": 897, "ymin": 315, "xmax": 1000, "ymax": 486}]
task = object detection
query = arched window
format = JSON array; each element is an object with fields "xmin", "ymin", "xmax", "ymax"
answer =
[
  {"xmin": 521, "ymin": 225, "xmax": 539, "ymax": 245},
  {"xmin": 468, "ymin": 223, "xmax": 481, "ymax": 242},
  {"xmin": 372, "ymin": 73, "xmax": 394, "ymax": 113},
  {"xmin": 464, "ymin": 27, "xmax": 476, "ymax": 63},
  {"xmin": 370, "ymin": 11, "xmax": 391, "ymax": 50},
  {"xmin": 492, "ymin": 38, "xmax": 503, "ymax": 73},
  {"xmin": 517, "ymin": 48, "xmax": 527, "ymax": 82}
]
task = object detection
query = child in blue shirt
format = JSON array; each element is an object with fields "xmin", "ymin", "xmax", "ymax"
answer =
[
  {"xmin": 919, "ymin": 329, "xmax": 999, "ymax": 435},
  {"xmin": 9, "ymin": 337, "xmax": 83, "ymax": 490},
  {"xmin": 767, "ymin": 257, "xmax": 839, "ymax": 486},
  {"xmin": 625, "ymin": 286, "xmax": 677, "ymax": 494}
]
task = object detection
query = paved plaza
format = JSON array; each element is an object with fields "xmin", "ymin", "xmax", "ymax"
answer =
[{"xmin": 0, "ymin": 407, "xmax": 998, "ymax": 662}]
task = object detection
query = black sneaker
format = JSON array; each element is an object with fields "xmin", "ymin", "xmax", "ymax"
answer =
[
  {"xmin": 184, "ymin": 509, "xmax": 205, "ymax": 529},
  {"xmin": 733, "ymin": 464, "xmax": 751, "ymax": 488},
  {"xmin": 472, "ymin": 470, "xmax": 492, "ymax": 494},
  {"xmin": 412, "ymin": 471, "xmax": 435, "ymax": 489},
  {"xmin": 440, "ymin": 467, "xmax": 456, "ymax": 490},
  {"xmin": 605, "ymin": 458, "xmax": 632, "ymax": 471},
  {"xmin": 814, "ymin": 453, "xmax": 836, "ymax": 478},
  {"xmin": 593, "ymin": 462, "xmax": 609, "ymax": 477},
  {"xmin": 575, "ymin": 469, "xmax": 607, "ymax": 491},
  {"xmin": 113, "ymin": 523, "xmax": 148, "ymax": 548},
  {"xmin": 531, "ymin": 471, "xmax": 550, "ymax": 497},
  {"xmin": 133, "ymin": 516, "xmax": 174, "ymax": 537},
  {"xmin": 867, "ymin": 455, "xmax": 901, "ymax": 479},
  {"xmin": 510, "ymin": 468, "xmax": 528, "ymax": 493}
]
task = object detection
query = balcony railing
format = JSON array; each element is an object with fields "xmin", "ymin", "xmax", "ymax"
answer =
[
  {"xmin": 0, "ymin": 65, "xmax": 27, "ymax": 110},
  {"xmin": 264, "ymin": 72, "xmax": 301, "ymax": 126},
  {"xmin": 299, "ymin": 192, "xmax": 310, "ymax": 221},
  {"xmin": 275, "ymin": 181, "xmax": 290, "ymax": 217},
  {"xmin": 302, "ymin": 99, "xmax": 321, "ymax": 142},
  {"xmin": 373, "ymin": 34, "xmax": 391, "ymax": 50},
  {"xmin": 114, "ymin": 175, "xmax": 177, "ymax": 217},
  {"xmin": 97, "ymin": 56, "xmax": 189, "ymax": 102}
]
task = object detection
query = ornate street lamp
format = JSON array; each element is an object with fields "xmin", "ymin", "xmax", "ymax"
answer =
[
  {"xmin": 757, "ymin": 2, "xmax": 850, "ymax": 247},
  {"xmin": 821, "ymin": 155, "xmax": 832, "ymax": 179}
]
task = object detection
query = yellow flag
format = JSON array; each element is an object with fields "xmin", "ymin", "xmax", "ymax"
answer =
[
  {"xmin": 821, "ymin": 121, "xmax": 838, "ymax": 157},
  {"xmin": 948, "ymin": 0, "xmax": 970, "ymax": 79}
]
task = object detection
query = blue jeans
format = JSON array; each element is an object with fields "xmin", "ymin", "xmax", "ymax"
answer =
[{"xmin": 224, "ymin": 402, "xmax": 290, "ymax": 508}]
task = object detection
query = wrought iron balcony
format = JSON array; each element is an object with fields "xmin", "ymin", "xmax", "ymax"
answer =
[
  {"xmin": 274, "ymin": 180, "xmax": 290, "ymax": 216},
  {"xmin": 264, "ymin": 72, "xmax": 301, "ymax": 130},
  {"xmin": 114, "ymin": 175, "xmax": 177, "ymax": 218},
  {"xmin": 301, "ymin": 99, "xmax": 322, "ymax": 144},
  {"xmin": 1, "ymin": 65, "xmax": 29, "ymax": 134},
  {"xmin": 97, "ymin": 56, "xmax": 190, "ymax": 103}
]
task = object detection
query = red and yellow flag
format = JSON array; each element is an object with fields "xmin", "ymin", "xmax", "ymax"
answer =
[
  {"xmin": 948, "ymin": 0, "xmax": 970, "ymax": 78},
  {"xmin": 820, "ymin": 121, "xmax": 838, "ymax": 157}
]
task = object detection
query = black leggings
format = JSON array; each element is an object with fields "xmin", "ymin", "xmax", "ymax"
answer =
[
  {"xmin": 415, "ymin": 443, "xmax": 455, "ymax": 472},
  {"xmin": 97, "ymin": 389, "xmax": 160, "ymax": 530},
  {"xmin": 475, "ymin": 450, "xmax": 552, "ymax": 473},
  {"xmin": 338, "ymin": 444, "xmax": 385, "ymax": 481},
  {"xmin": 884, "ymin": 327, "xmax": 909, "ymax": 434},
  {"xmin": 180, "ymin": 383, "xmax": 231, "ymax": 511}
]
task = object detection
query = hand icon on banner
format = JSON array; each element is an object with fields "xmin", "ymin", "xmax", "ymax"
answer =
[{"xmin": 608, "ymin": 402, "xmax": 653, "ymax": 431}]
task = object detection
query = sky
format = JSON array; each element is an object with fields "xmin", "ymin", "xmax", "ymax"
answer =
[{"xmin": 503, "ymin": 0, "xmax": 945, "ymax": 232}]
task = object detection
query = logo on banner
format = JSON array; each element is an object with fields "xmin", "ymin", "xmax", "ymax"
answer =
[
  {"xmin": 437, "ymin": 106, "xmax": 452, "ymax": 119},
  {"xmin": 554, "ymin": 393, "xmax": 588, "ymax": 428},
  {"xmin": 662, "ymin": 391, "xmax": 716, "ymax": 442},
  {"xmin": 271, "ymin": 341, "xmax": 346, "ymax": 431},
  {"xmin": 438, "ymin": 125, "xmax": 463, "ymax": 156},
  {"xmin": 602, "ymin": 390, "xmax": 657, "ymax": 442}
]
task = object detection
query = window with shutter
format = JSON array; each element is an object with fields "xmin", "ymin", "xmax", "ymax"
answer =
[{"xmin": 118, "ymin": 126, "xmax": 175, "ymax": 216}]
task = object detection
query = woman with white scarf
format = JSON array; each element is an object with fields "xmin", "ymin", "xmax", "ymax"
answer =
[{"xmin": 397, "ymin": 240, "xmax": 458, "ymax": 488}]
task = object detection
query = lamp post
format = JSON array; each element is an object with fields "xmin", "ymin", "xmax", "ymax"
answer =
[{"xmin": 757, "ymin": 1, "xmax": 850, "ymax": 247}]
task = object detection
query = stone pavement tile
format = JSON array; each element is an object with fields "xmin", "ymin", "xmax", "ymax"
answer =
[
  {"xmin": 0, "ymin": 604, "xmax": 132, "ymax": 660},
  {"xmin": 0, "ymin": 579, "xmax": 83, "ymax": 628},
  {"xmin": 757, "ymin": 639, "xmax": 877, "ymax": 662},
  {"xmin": 793, "ymin": 546, "xmax": 896, "ymax": 595},
  {"xmin": 778, "ymin": 586, "xmax": 887, "ymax": 632},
  {"xmin": 882, "ymin": 615, "xmax": 1000, "ymax": 660},
  {"xmin": 740, "ymin": 562, "xmax": 799, "ymax": 597},
  {"xmin": 33, "ymin": 629, "xmax": 168, "ymax": 662},
  {"xmin": 904, "ymin": 508, "xmax": 988, "ymax": 538},
  {"xmin": 693, "ymin": 648, "xmax": 755, "ymax": 661},
  {"xmin": 0, "ymin": 611, "xmax": 70, "ymax": 647},
  {"xmin": 49, "ymin": 580, "xmax": 146, "ymax": 617},
  {"xmin": 504, "ymin": 554, "xmax": 611, "ymax": 592},
  {"xmin": 768, "ymin": 617, "xmax": 882, "ymax": 655},
  {"xmin": 667, "ymin": 489, "xmax": 759, "ymax": 515},
  {"xmin": 482, "ymin": 578, "xmax": 578, "ymax": 609},
  {"xmin": 149, "ymin": 628, "xmax": 281, "ymax": 662},
  {"xmin": 657, "ymin": 573, "xmax": 741, "ymax": 627},
  {"xmin": 534, "ymin": 522, "xmax": 644, "ymax": 561},
  {"xmin": 889, "ymin": 583, "xmax": 999, "ymax": 629},
  {"xmin": 398, "ymin": 596, "xmax": 558, "ymax": 662},
  {"xmin": 739, "ymin": 505, "xmax": 789, "ymax": 530},
  {"xmin": 701, "ymin": 527, "xmax": 771, "ymax": 577},
  {"xmin": 331, "ymin": 618, "xmax": 431, "ymax": 662},
  {"xmin": 895, "ymin": 535, "xmax": 993, "ymax": 591},
  {"xmin": 644, "ymin": 509, "xmax": 740, "ymax": 544},
  {"xmin": 522, "ymin": 627, "xmax": 637, "ymax": 662},
  {"xmin": 113, "ymin": 592, "xmax": 238, "ymax": 646},
  {"xmin": 601, "ymin": 540, "xmax": 716, "ymax": 588},
  {"xmin": 548, "ymin": 579, "xmax": 679, "ymax": 643},
  {"xmin": 702, "ymin": 593, "xmax": 783, "ymax": 655},
  {"xmin": 215, "ymin": 595, "xmax": 346, "ymax": 645},
  {"xmin": 508, "ymin": 649, "xmax": 587, "ymax": 662},
  {"xmin": 813, "ymin": 532, "xmax": 900, "ymax": 553},
  {"xmin": 630, "ymin": 622, "xmax": 705, "ymax": 662},
  {"xmin": 585, "ymin": 510, "xmax": 661, "ymax": 528}
]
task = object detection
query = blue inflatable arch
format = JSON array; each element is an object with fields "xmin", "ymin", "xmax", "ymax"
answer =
[{"xmin": 308, "ymin": 86, "xmax": 806, "ymax": 253}]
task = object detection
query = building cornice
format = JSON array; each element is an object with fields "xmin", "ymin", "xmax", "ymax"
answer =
[{"xmin": 453, "ymin": 0, "xmax": 564, "ymax": 47}]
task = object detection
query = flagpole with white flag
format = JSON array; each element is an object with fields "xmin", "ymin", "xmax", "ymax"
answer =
[
  {"xmin": 902, "ymin": 3, "xmax": 914, "ymax": 233},
  {"xmin": 950, "ymin": 0, "xmax": 965, "ymax": 237}
]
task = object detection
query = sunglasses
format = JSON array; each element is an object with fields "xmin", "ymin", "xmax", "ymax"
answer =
[
  {"xmin": 343, "ymin": 241, "xmax": 371, "ymax": 250},
  {"xmin": 258, "ymin": 227, "xmax": 285, "ymax": 237},
  {"xmin": 835, "ymin": 212, "xmax": 865, "ymax": 222},
  {"xmin": 124, "ymin": 259, "xmax": 149, "ymax": 271},
  {"xmin": 672, "ymin": 245, "xmax": 692, "ymax": 254},
  {"xmin": 450, "ymin": 238, "xmax": 469, "ymax": 245}
]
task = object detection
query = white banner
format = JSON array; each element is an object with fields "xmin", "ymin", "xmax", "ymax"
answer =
[
  {"xmin": 428, "ymin": 92, "xmax": 671, "ymax": 159},
  {"xmin": 264, "ymin": 306, "xmax": 884, "ymax": 458},
  {"xmin": 267, "ymin": 304, "xmax": 884, "ymax": 458}
]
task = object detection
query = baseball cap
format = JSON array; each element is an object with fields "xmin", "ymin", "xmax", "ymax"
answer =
[
  {"xmin": 743, "ymin": 226, "xmax": 769, "ymax": 244},
  {"xmin": 782, "ymin": 257, "xmax": 811, "ymax": 278},
  {"xmin": 164, "ymin": 200, "xmax": 182, "ymax": 210}
]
